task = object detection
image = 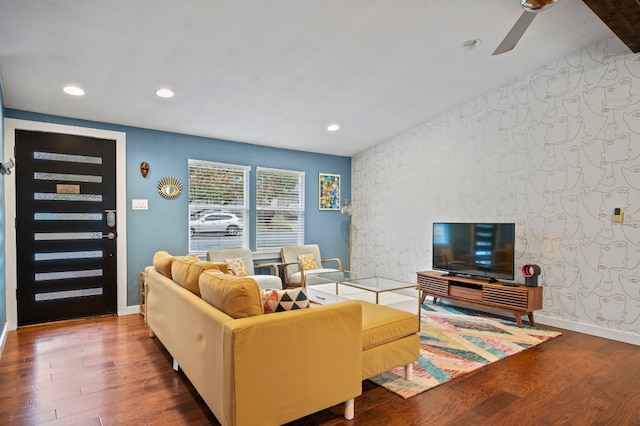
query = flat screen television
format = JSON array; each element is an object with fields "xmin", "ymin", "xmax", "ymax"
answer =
[{"xmin": 432, "ymin": 222, "xmax": 515, "ymax": 282}]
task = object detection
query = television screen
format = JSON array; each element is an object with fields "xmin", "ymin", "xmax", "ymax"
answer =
[{"xmin": 432, "ymin": 222, "xmax": 515, "ymax": 281}]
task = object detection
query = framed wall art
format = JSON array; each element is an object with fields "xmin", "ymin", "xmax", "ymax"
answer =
[{"xmin": 319, "ymin": 173, "xmax": 340, "ymax": 210}]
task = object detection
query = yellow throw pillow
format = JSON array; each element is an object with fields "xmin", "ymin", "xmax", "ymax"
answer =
[
  {"xmin": 207, "ymin": 262, "xmax": 230, "ymax": 274},
  {"xmin": 171, "ymin": 256, "xmax": 224, "ymax": 296},
  {"xmin": 298, "ymin": 253, "xmax": 317, "ymax": 271},
  {"xmin": 199, "ymin": 270, "xmax": 263, "ymax": 318},
  {"xmin": 153, "ymin": 251, "xmax": 174, "ymax": 278},
  {"xmin": 226, "ymin": 258, "xmax": 248, "ymax": 276}
]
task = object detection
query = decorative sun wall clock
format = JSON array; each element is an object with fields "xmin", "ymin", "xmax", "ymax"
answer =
[{"xmin": 158, "ymin": 176, "xmax": 182, "ymax": 199}]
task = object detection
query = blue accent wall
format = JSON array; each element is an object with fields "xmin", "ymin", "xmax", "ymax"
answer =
[
  {"xmin": 5, "ymin": 109, "xmax": 351, "ymax": 306},
  {"xmin": 0, "ymin": 83, "xmax": 6, "ymax": 326}
]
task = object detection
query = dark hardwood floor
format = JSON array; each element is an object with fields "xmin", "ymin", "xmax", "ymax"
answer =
[{"xmin": 1, "ymin": 313, "xmax": 639, "ymax": 425}]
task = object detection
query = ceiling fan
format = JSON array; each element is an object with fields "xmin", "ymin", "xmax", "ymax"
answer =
[{"xmin": 493, "ymin": 0, "xmax": 559, "ymax": 55}]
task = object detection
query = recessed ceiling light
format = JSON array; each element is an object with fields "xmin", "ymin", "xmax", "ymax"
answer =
[
  {"xmin": 327, "ymin": 123, "xmax": 340, "ymax": 132},
  {"xmin": 461, "ymin": 39, "xmax": 482, "ymax": 51},
  {"xmin": 156, "ymin": 88, "xmax": 174, "ymax": 98},
  {"xmin": 63, "ymin": 85, "xmax": 85, "ymax": 96}
]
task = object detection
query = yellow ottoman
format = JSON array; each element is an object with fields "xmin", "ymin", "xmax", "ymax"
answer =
[{"xmin": 356, "ymin": 300, "xmax": 420, "ymax": 380}]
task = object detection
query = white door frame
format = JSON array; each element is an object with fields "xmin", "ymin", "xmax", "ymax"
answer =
[{"xmin": 3, "ymin": 118, "xmax": 128, "ymax": 331}]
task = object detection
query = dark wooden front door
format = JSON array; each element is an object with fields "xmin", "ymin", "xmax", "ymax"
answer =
[{"xmin": 14, "ymin": 130, "xmax": 118, "ymax": 325}]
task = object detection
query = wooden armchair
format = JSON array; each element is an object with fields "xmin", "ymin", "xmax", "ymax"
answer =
[
  {"xmin": 280, "ymin": 244, "xmax": 343, "ymax": 288},
  {"xmin": 206, "ymin": 248, "xmax": 282, "ymax": 290}
]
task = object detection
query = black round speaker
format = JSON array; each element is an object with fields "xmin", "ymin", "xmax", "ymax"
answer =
[{"xmin": 522, "ymin": 264, "xmax": 541, "ymax": 287}]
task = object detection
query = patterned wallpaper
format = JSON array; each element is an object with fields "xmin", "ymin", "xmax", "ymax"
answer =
[{"xmin": 352, "ymin": 38, "xmax": 640, "ymax": 341}]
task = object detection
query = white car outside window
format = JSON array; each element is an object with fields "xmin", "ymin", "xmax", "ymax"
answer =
[{"xmin": 190, "ymin": 213, "xmax": 243, "ymax": 236}]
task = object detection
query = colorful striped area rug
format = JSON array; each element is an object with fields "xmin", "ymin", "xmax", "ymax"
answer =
[{"xmin": 369, "ymin": 303, "xmax": 562, "ymax": 399}]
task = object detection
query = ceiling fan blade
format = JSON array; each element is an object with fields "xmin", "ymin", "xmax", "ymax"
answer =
[{"xmin": 493, "ymin": 11, "xmax": 537, "ymax": 55}]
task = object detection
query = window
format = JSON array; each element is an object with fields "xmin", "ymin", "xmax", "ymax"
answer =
[
  {"xmin": 188, "ymin": 159, "xmax": 250, "ymax": 254},
  {"xmin": 256, "ymin": 167, "xmax": 305, "ymax": 251}
]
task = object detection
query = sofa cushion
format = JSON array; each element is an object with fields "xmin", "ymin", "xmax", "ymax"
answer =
[
  {"xmin": 260, "ymin": 288, "xmax": 310, "ymax": 314},
  {"xmin": 199, "ymin": 270, "xmax": 264, "ymax": 318},
  {"xmin": 297, "ymin": 253, "xmax": 317, "ymax": 270},
  {"xmin": 225, "ymin": 257, "xmax": 248, "ymax": 276},
  {"xmin": 356, "ymin": 300, "xmax": 419, "ymax": 351},
  {"xmin": 171, "ymin": 256, "xmax": 225, "ymax": 297},
  {"xmin": 153, "ymin": 251, "xmax": 175, "ymax": 278}
]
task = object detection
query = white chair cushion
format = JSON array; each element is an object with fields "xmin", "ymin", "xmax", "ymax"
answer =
[
  {"xmin": 281, "ymin": 244, "xmax": 322, "ymax": 279},
  {"xmin": 251, "ymin": 274, "xmax": 283, "ymax": 290}
]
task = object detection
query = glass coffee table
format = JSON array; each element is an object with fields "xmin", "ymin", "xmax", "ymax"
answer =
[{"xmin": 305, "ymin": 270, "xmax": 419, "ymax": 315}]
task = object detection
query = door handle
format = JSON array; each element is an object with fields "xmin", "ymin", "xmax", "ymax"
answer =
[
  {"xmin": 102, "ymin": 232, "xmax": 116, "ymax": 240},
  {"xmin": 106, "ymin": 210, "xmax": 116, "ymax": 228}
]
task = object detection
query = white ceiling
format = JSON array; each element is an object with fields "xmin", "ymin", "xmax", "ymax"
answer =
[{"xmin": 0, "ymin": 0, "xmax": 617, "ymax": 156}]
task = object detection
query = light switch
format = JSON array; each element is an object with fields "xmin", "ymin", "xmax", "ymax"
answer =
[
  {"xmin": 132, "ymin": 199, "xmax": 149, "ymax": 210},
  {"xmin": 614, "ymin": 207, "xmax": 624, "ymax": 223}
]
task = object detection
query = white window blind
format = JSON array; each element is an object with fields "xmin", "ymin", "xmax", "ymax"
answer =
[
  {"xmin": 256, "ymin": 167, "xmax": 305, "ymax": 251},
  {"xmin": 188, "ymin": 159, "xmax": 250, "ymax": 253}
]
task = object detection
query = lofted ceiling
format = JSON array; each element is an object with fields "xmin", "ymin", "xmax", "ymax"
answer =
[
  {"xmin": 0, "ymin": 1, "xmax": 630, "ymax": 156},
  {"xmin": 582, "ymin": 0, "xmax": 640, "ymax": 54}
]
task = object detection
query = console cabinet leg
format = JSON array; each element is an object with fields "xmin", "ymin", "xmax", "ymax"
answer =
[
  {"xmin": 514, "ymin": 313, "xmax": 523, "ymax": 328},
  {"xmin": 528, "ymin": 312, "xmax": 535, "ymax": 326}
]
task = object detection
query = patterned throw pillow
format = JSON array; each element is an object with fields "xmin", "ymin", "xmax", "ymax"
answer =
[
  {"xmin": 260, "ymin": 288, "xmax": 310, "ymax": 314},
  {"xmin": 225, "ymin": 258, "xmax": 248, "ymax": 276},
  {"xmin": 297, "ymin": 253, "xmax": 317, "ymax": 271}
]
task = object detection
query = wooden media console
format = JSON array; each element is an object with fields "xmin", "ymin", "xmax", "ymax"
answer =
[{"xmin": 417, "ymin": 270, "xmax": 543, "ymax": 327}]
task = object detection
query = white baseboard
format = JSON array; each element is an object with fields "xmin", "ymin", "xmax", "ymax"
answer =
[
  {"xmin": 0, "ymin": 321, "xmax": 8, "ymax": 359},
  {"xmin": 124, "ymin": 305, "xmax": 141, "ymax": 316},
  {"xmin": 535, "ymin": 315, "xmax": 640, "ymax": 347}
]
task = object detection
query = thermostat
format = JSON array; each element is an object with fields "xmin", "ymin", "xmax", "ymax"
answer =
[{"xmin": 614, "ymin": 207, "xmax": 624, "ymax": 223}]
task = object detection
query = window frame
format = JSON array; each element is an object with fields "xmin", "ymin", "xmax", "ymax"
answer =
[
  {"xmin": 188, "ymin": 159, "xmax": 250, "ymax": 255},
  {"xmin": 255, "ymin": 166, "xmax": 305, "ymax": 253}
]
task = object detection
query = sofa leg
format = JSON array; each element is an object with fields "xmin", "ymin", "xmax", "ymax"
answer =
[
  {"xmin": 405, "ymin": 363, "xmax": 413, "ymax": 381},
  {"xmin": 344, "ymin": 398, "xmax": 354, "ymax": 420},
  {"xmin": 173, "ymin": 359, "xmax": 179, "ymax": 372}
]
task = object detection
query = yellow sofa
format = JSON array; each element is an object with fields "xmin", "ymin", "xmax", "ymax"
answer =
[
  {"xmin": 145, "ymin": 253, "xmax": 361, "ymax": 426},
  {"xmin": 145, "ymin": 251, "xmax": 419, "ymax": 426}
]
